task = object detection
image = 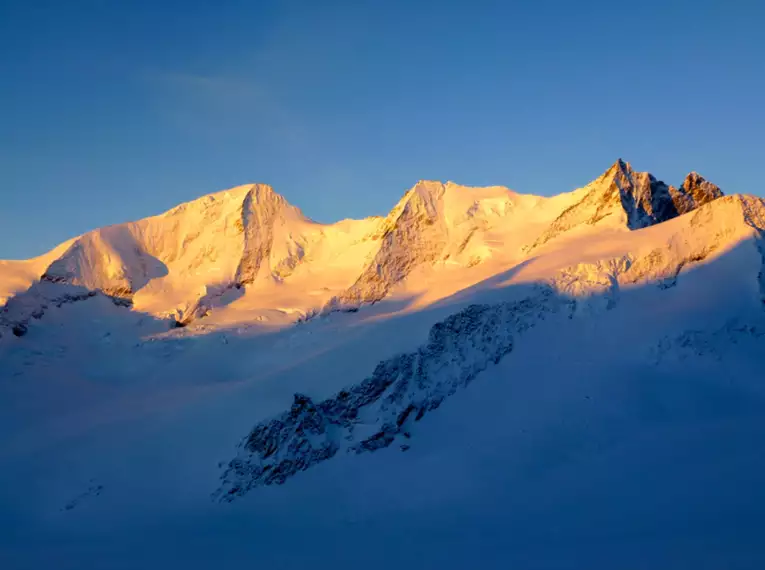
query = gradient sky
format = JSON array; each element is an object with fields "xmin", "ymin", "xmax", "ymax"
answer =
[{"xmin": 1, "ymin": 0, "xmax": 764, "ymax": 259}]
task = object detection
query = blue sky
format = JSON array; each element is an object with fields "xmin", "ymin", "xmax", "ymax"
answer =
[{"xmin": 1, "ymin": 0, "xmax": 763, "ymax": 258}]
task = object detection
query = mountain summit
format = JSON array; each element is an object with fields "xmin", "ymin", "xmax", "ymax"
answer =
[
  {"xmin": 0, "ymin": 160, "xmax": 737, "ymax": 333},
  {"xmin": 528, "ymin": 159, "xmax": 725, "ymax": 250}
]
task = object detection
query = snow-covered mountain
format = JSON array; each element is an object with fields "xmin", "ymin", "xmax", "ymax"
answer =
[
  {"xmin": 3, "ymin": 160, "xmax": 765, "ymax": 569},
  {"xmin": 0, "ymin": 159, "xmax": 729, "ymax": 333}
]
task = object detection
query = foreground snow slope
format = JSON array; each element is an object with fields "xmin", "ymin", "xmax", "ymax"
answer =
[{"xmin": 1, "ymin": 161, "xmax": 765, "ymax": 569}]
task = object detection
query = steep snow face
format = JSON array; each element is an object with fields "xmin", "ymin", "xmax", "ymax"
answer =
[
  {"xmin": 234, "ymin": 184, "xmax": 313, "ymax": 285},
  {"xmin": 324, "ymin": 181, "xmax": 450, "ymax": 311},
  {"xmin": 322, "ymin": 180, "xmax": 568, "ymax": 314}
]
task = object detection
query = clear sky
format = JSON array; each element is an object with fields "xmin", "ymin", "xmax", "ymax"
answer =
[{"xmin": 1, "ymin": 0, "xmax": 763, "ymax": 259}]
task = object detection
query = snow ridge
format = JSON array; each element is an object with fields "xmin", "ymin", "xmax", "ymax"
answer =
[
  {"xmin": 322, "ymin": 181, "xmax": 449, "ymax": 313},
  {"xmin": 0, "ymin": 282, "xmax": 131, "ymax": 338}
]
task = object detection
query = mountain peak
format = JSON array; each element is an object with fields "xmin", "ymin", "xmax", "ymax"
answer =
[
  {"xmin": 528, "ymin": 160, "xmax": 727, "ymax": 252},
  {"xmin": 172, "ymin": 183, "xmax": 300, "ymax": 215},
  {"xmin": 244, "ymin": 183, "xmax": 286, "ymax": 205},
  {"xmin": 607, "ymin": 158, "xmax": 634, "ymax": 176},
  {"xmin": 615, "ymin": 157, "xmax": 631, "ymax": 170},
  {"xmin": 1, "ymin": 162, "xmax": 736, "ymax": 330},
  {"xmin": 592, "ymin": 158, "xmax": 637, "ymax": 189},
  {"xmin": 410, "ymin": 180, "xmax": 446, "ymax": 197},
  {"xmin": 681, "ymin": 171, "xmax": 724, "ymax": 204}
]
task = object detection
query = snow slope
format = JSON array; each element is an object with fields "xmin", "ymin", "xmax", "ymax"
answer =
[{"xmin": 2, "ymin": 160, "xmax": 765, "ymax": 569}]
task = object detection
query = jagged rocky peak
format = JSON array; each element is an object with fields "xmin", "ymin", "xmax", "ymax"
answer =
[
  {"xmin": 595, "ymin": 158, "xmax": 646, "ymax": 189},
  {"xmin": 601, "ymin": 157, "xmax": 632, "ymax": 179},
  {"xmin": 595, "ymin": 158, "xmax": 678, "ymax": 229},
  {"xmin": 529, "ymin": 159, "xmax": 726, "ymax": 251},
  {"xmin": 598, "ymin": 160, "xmax": 724, "ymax": 227},
  {"xmin": 681, "ymin": 172, "xmax": 724, "ymax": 206}
]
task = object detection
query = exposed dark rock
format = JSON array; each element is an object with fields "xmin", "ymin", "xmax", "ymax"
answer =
[
  {"xmin": 679, "ymin": 172, "xmax": 724, "ymax": 213},
  {"xmin": 215, "ymin": 288, "xmax": 566, "ymax": 500}
]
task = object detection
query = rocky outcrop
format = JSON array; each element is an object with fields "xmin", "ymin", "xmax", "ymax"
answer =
[
  {"xmin": 676, "ymin": 172, "xmax": 724, "ymax": 215},
  {"xmin": 216, "ymin": 287, "xmax": 566, "ymax": 499}
]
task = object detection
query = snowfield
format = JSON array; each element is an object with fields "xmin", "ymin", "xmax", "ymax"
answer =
[{"xmin": 2, "ymin": 160, "xmax": 765, "ymax": 569}]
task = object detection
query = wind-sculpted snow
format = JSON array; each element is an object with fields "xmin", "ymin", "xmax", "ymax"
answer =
[{"xmin": 216, "ymin": 287, "xmax": 566, "ymax": 499}]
